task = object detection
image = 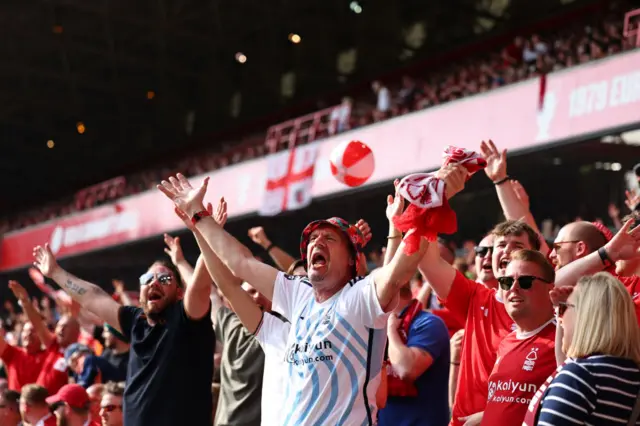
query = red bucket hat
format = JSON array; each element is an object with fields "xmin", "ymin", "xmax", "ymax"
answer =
[{"xmin": 300, "ymin": 217, "xmax": 365, "ymax": 275}]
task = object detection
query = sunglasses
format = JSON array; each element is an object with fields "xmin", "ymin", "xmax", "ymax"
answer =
[
  {"xmin": 100, "ymin": 404, "xmax": 122, "ymax": 413},
  {"xmin": 551, "ymin": 240, "xmax": 580, "ymax": 251},
  {"xmin": 474, "ymin": 246, "xmax": 493, "ymax": 257},
  {"xmin": 139, "ymin": 272, "xmax": 173, "ymax": 287},
  {"xmin": 498, "ymin": 275, "xmax": 551, "ymax": 291},
  {"xmin": 555, "ymin": 301, "xmax": 576, "ymax": 318}
]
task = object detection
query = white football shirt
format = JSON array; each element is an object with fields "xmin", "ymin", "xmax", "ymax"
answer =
[
  {"xmin": 272, "ymin": 272, "xmax": 389, "ymax": 426},
  {"xmin": 255, "ymin": 312, "xmax": 290, "ymax": 426}
]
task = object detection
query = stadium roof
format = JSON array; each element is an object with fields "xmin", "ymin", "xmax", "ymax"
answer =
[{"xmin": 0, "ymin": 0, "xmax": 594, "ymax": 212}]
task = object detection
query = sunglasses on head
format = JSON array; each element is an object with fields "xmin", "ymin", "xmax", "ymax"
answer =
[
  {"xmin": 100, "ymin": 404, "xmax": 122, "ymax": 413},
  {"xmin": 497, "ymin": 275, "xmax": 551, "ymax": 291},
  {"xmin": 555, "ymin": 301, "xmax": 575, "ymax": 318},
  {"xmin": 474, "ymin": 246, "xmax": 493, "ymax": 257},
  {"xmin": 139, "ymin": 272, "xmax": 173, "ymax": 287}
]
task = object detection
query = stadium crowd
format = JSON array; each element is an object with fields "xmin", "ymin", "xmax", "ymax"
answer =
[
  {"xmin": 0, "ymin": 0, "xmax": 637, "ymax": 234},
  {"xmin": 0, "ymin": 137, "xmax": 639, "ymax": 425}
]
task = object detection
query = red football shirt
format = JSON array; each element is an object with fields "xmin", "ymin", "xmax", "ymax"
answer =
[
  {"xmin": 36, "ymin": 340, "xmax": 69, "ymax": 395},
  {"xmin": 441, "ymin": 271, "xmax": 515, "ymax": 426},
  {"xmin": 619, "ymin": 275, "xmax": 640, "ymax": 326},
  {"xmin": 480, "ymin": 320, "xmax": 557, "ymax": 425},
  {"xmin": 1, "ymin": 345, "xmax": 47, "ymax": 391}
]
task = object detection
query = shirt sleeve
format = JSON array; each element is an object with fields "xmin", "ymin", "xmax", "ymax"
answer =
[
  {"xmin": 537, "ymin": 362, "xmax": 596, "ymax": 426},
  {"xmin": 406, "ymin": 314, "xmax": 450, "ymax": 362},
  {"xmin": 439, "ymin": 271, "xmax": 480, "ymax": 324},
  {"xmin": 255, "ymin": 312, "xmax": 290, "ymax": 356},
  {"xmin": 272, "ymin": 272, "xmax": 313, "ymax": 322},
  {"xmin": 1, "ymin": 343, "xmax": 17, "ymax": 364},
  {"xmin": 118, "ymin": 306, "xmax": 142, "ymax": 340},
  {"xmin": 337, "ymin": 275, "xmax": 389, "ymax": 329}
]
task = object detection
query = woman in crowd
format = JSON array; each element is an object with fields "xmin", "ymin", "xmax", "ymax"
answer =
[{"xmin": 533, "ymin": 272, "xmax": 640, "ymax": 425}]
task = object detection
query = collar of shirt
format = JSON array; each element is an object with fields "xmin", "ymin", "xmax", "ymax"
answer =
[{"xmin": 35, "ymin": 413, "xmax": 53, "ymax": 426}]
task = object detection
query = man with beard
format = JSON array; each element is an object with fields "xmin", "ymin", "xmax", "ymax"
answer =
[
  {"xmin": 0, "ymin": 388, "xmax": 20, "ymax": 426},
  {"xmin": 156, "ymin": 168, "xmax": 467, "ymax": 425},
  {"xmin": 32, "ymin": 241, "xmax": 215, "ymax": 425},
  {"xmin": 47, "ymin": 384, "xmax": 100, "ymax": 426},
  {"xmin": 418, "ymin": 220, "xmax": 541, "ymax": 426}
]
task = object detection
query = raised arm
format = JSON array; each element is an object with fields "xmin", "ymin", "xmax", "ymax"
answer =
[
  {"xmin": 383, "ymin": 180, "xmax": 404, "ymax": 266},
  {"xmin": 8, "ymin": 280, "xmax": 55, "ymax": 348},
  {"xmin": 480, "ymin": 140, "xmax": 549, "ymax": 255},
  {"xmin": 555, "ymin": 219, "xmax": 640, "ymax": 288},
  {"xmin": 374, "ymin": 165, "xmax": 468, "ymax": 309},
  {"xmin": 32, "ymin": 245, "xmax": 123, "ymax": 333},
  {"xmin": 158, "ymin": 175, "xmax": 279, "ymax": 300},
  {"xmin": 163, "ymin": 234, "xmax": 195, "ymax": 284},
  {"xmin": 248, "ymin": 227, "xmax": 296, "ymax": 272},
  {"xmin": 175, "ymin": 198, "xmax": 261, "ymax": 330}
]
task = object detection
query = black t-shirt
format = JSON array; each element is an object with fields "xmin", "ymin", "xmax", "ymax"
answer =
[{"xmin": 119, "ymin": 301, "xmax": 214, "ymax": 426}]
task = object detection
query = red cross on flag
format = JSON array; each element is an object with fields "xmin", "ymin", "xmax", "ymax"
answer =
[{"xmin": 259, "ymin": 145, "xmax": 319, "ymax": 216}]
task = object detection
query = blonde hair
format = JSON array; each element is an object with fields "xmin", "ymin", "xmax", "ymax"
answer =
[{"xmin": 567, "ymin": 272, "xmax": 640, "ymax": 364}]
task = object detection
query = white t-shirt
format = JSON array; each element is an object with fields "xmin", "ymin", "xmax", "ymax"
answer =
[
  {"xmin": 255, "ymin": 312, "xmax": 290, "ymax": 426},
  {"xmin": 272, "ymin": 272, "xmax": 389, "ymax": 425}
]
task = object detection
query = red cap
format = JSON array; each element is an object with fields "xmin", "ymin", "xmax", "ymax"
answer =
[{"xmin": 46, "ymin": 384, "xmax": 90, "ymax": 408}]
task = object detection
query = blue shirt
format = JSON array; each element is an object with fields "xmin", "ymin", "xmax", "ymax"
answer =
[{"xmin": 378, "ymin": 310, "xmax": 451, "ymax": 426}]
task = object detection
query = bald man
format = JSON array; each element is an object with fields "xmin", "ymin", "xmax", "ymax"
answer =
[{"xmin": 549, "ymin": 221, "xmax": 608, "ymax": 271}]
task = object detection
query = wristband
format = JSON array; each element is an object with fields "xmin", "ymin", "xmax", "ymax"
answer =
[
  {"xmin": 387, "ymin": 234, "xmax": 402, "ymax": 239},
  {"xmin": 191, "ymin": 210, "xmax": 212, "ymax": 225},
  {"xmin": 493, "ymin": 176, "xmax": 511, "ymax": 186},
  {"xmin": 450, "ymin": 362, "xmax": 460, "ymax": 366},
  {"xmin": 265, "ymin": 243, "xmax": 275, "ymax": 253},
  {"xmin": 597, "ymin": 247, "xmax": 612, "ymax": 267}
]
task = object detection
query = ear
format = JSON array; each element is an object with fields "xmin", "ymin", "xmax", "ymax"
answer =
[
  {"xmin": 575, "ymin": 241, "xmax": 589, "ymax": 257},
  {"xmin": 176, "ymin": 286, "xmax": 185, "ymax": 300}
]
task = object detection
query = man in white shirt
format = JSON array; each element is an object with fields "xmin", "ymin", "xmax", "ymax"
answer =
[{"xmin": 157, "ymin": 167, "xmax": 466, "ymax": 425}]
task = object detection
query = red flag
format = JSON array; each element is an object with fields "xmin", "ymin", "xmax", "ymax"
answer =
[{"xmin": 260, "ymin": 145, "xmax": 319, "ymax": 216}]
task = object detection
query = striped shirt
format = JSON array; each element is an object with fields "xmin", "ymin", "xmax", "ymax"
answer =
[
  {"xmin": 272, "ymin": 272, "xmax": 389, "ymax": 426},
  {"xmin": 536, "ymin": 355, "xmax": 640, "ymax": 425}
]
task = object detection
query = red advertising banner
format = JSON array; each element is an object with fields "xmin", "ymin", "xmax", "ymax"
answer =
[{"xmin": 1, "ymin": 51, "xmax": 639, "ymax": 271}]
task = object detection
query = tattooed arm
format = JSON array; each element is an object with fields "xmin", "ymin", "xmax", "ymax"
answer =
[{"xmin": 33, "ymin": 244, "xmax": 123, "ymax": 333}]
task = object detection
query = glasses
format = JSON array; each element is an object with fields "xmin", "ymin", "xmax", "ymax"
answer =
[
  {"xmin": 551, "ymin": 240, "xmax": 580, "ymax": 251},
  {"xmin": 139, "ymin": 272, "xmax": 173, "ymax": 287},
  {"xmin": 555, "ymin": 301, "xmax": 576, "ymax": 318},
  {"xmin": 474, "ymin": 246, "xmax": 493, "ymax": 257},
  {"xmin": 498, "ymin": 275, "xmax": 551, "ymax": 291},
  {"xmin": 100, "ymin": 404, "xmax": 122, "ymax": 413}
]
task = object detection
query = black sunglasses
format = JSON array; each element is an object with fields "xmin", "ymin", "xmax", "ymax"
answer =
[
  {"xmin": 474, "ymin": 245, "xmax": 493, "ymax": 257},
  {"xmin": 139, "ymin": 272, "xmax": 173, "ymax": 287},
  {"xmin": 555, "ymin": 301, "xmax": 576, "ymax": 318},
  {"xmin": 498, "ymin": 275, "xmax": 551, "ymax": 291}
]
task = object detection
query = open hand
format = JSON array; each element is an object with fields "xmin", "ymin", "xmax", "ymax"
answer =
[
  {"xmin": 163, "ymin": 234, "xmax": 186, "ymax": 265},
  {"xmin": 480, "ymin": 139, "xmax": 507, "ymax": 182},
  {"xmin": 158, "ymin": 173, "xmax": 209, "ymax": 217},
  {"xmin": 32, "ymin": 244, "xmax": 60, "ymax": 278},
  {"xmin": 213, "ymin": 197, "xmax": 228, "ymax": 227},
  {"xmin": 8, "ymin": 280, "xmax": 29, "ymax": 303},
  {"xmin": 603, "ymin": 218, "xmax": 640, "ymax": 262},
  {"xmin": 112, "ymin": 279, "xmax": 126, "ymax": 295}
]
